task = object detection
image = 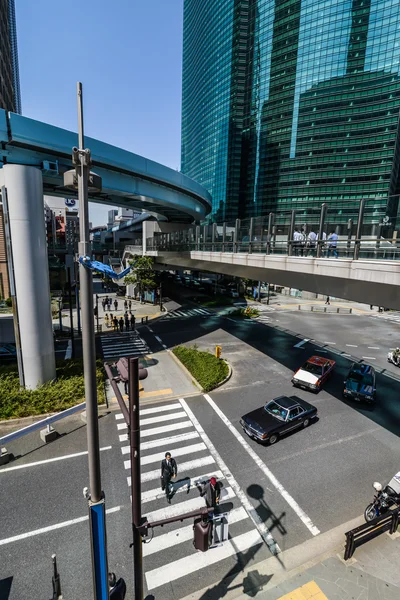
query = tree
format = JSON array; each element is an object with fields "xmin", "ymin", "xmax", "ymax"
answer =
[{"xmin": 124, "ymin": 255, "xmax": 156, "ymax": 296}]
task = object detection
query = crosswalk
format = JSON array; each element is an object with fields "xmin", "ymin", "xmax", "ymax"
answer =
[
  {"xmin": 115, "ymin": 398, "xmax": 271, "ymax": 596},
  {"xmin": 370, "ymin": 312, "xmax": 400, "ymax": 325},
  {"xmin": 161, "ymin": 307, "xmax": 213, "ymax": 320},
  {"xmin": 100, "ymin": 330, "xmax": 149, "ymax": 359}
]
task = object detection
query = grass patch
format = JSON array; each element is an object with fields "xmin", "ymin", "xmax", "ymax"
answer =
[
  {"xmin": 231, "ymin": 306, "xmax": 260, "ymax": 318},
  {"xmin": 0, "ymin": 359, "xmax": 106, "ymax": 420},
  {"xmin": 173, "ymin": 345, "xmax": 229, "ymax": 392}
]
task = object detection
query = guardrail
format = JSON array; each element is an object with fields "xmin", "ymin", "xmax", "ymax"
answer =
[
  {"xmin": 344, "ymin": 507, "xmax": 400, "ymax": 560},
  {"xmin": 298, "ymin": 305, "xmax": 352, "ymax": 314},
  {"xmin": 0, "ymin": 401, "xmax": 86, "ymax": 446}
]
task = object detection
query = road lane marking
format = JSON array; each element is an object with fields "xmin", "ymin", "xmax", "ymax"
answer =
[
  {"xmin": 139, "ymin": 402, "xmax": 182, "ymax": 416},
  {"xmin": 154, "ymin": 335, "xmax": 163, "ymax": 343},
  {"xmin": 141, "ymin": 470, "xmax": 224, "ymax": 504},
  {"xmin": 346, "ymin": 344, "xmax": 358, "ymax": 347},
  {"xmin": 115, "ymin": 413, "xmax": 124, "ymax": 420},
  {"xmin": 293, "ymin": 338, "xmax": 310, "ymax": 348},
  {"xmin": 130, "ymin": 456, "xmax": 216, "ymax": 485},
  {"xmin": 226, "ymin": 317, "xmax": 238, "ymax": 323},
  {"xmin": 145, "ymin": 487, "xmax": 236, "ymax": 523},
  {"xmin": 180, "ymin": 398, "xmax": 280, "ymax": 554},
  {"xmin": 204, "ymin": 394, "xmax": 320, "ymax": 537},
  {"xmin": 121, "ymin": 431, "xmax": 200, "ymax": 454},
  {"xmin": 140, "ymin": 388, "xmax": 173, "ymax": 399},
  {"xmin": 342, "ymin": 353, "xmax": 351, "ymax": 357},
  {"xmin": 368, "ymin": 347, "xmax": 380, "ymax": 350},
  {"xmin": 145, "ymin": 529, "xmax": 262, "ymax": 590},
  {"xmin": 268, "ymin": 428, "xmax": 380, "ymax": 466},
  {"xmin": 141, "ymin": 420, "xmax": 193, "ymax": 438},
  {"xmin": 143, "ymin": 506, "xmax": 247, "ymax": 556},
  {"xmin": 140, "ymin": 411, "xmax": 187, "ymax": 426},
  {"xmin": 0, "ymin": 506, "xmax": 121, "ymax": 546},
  {"xmin": 324, "ymin": 342, "xmax": 336, "ymax": 345},
  {"xmin": 314, "ymin": 349, "xmax": 327, "ymax": 353},
  {"xmin": 65, "ymin": 339, "xmax": 72, "ymax": 359},
  {"xmin": 124, "ymin": 442, "xmax": 207, "ymax": 468},
  {"xmin": 362, "ymin": 356, "xmax": 376, "ymax": 360},
  {"xmin": 0, "ymin": 447, "xmax": 112, "ymax": 473}
]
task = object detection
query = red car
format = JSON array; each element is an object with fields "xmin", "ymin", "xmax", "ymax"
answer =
[{"xmin": 292, "ymin": 355, "xmax": 335, "ymax": 392}]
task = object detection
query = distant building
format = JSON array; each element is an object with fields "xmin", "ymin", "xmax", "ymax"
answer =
[
  {"xmin": 0, "ymin": 0, "xmax": 21, "ymax": 113},
  {"xmin": 182, "ymin": 0, "xmax": 400, "ymax": 227}
]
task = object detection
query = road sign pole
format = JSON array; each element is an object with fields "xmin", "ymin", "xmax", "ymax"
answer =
[
  {"xmin": 129, "ymin": 357, "xmax": 144, "ymax": 600},
  {"xmin": 76, "ymin": 82, "xmax": 109, "ymax": 600}
]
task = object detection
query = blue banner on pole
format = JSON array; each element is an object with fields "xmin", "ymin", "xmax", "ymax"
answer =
[{"xmin": 89, "ymin": 499, "xmax": 109, "ymax": 600}]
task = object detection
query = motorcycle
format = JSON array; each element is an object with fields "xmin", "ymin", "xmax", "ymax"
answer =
[
  {"xmin": 388, "ymin": 351, "xmax": 400, "ymax": 367},
  {"xmin": 364, "ymin": 472, "xmax": 400, "ymax": 522}
]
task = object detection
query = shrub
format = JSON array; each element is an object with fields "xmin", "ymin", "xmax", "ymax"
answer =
[
  {"xmin": 5, "ymin": 297, "xmax": 12, "ymax": 307},
  {"xmin": 231, "ymin": 306, "xmax": 260, "ymax": 318},
  {"xmin": 173, "ymin": 346, "xmax": 229, "ymax": 392},
  {"xmin": 0, "ymin": 359, "xmax": 106, "ymax": 420}
]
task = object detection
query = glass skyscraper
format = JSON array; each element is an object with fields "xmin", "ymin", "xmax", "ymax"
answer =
[
  {"xmin": 0, "ymin": 0, "xmax": 21, "ymax": 114},
  {"xmin": 181, "ymin": 0, "xmax": 400, "ymax": 226}
]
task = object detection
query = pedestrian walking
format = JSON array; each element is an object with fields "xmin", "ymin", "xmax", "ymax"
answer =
[
  {"xmin": 104, "ymin": 313, "xmax": 109, "ymax": 328},
  {"xmin": 93, "ymin": 305, "xmax": 98, "ymax": 317},
  {"xmin": 128, "ymin": 300, "xmax": 132, "ymax": 310},
  {"xmin": 198, "ymin": 477, "xmax": 223, "ymax": 509},
  {"xmin": 293, "ymin": 228, "xmax": 303, "ymax": 256},
  {"xmin": 161, "ymin": 452, "xmax": 177, "ymax": 504},
  {"xmin": 108, "ymin": 300, "xmax": 112, "ymax": 311},
  {"xmin": 325, "ymin": 296, "xmax": 330, "ymax": 305},
  {"xmin": 124, "ymin": 300, "xmax": 128, "ymax": 310},
  {"xmin": 102, "ymin": 299, "xmax": 106, "ymax": 311},
  {"xmin": 316, "ymin": 231, "xmax": 327, "ymax": 256},
  {"xmin": 118, "ymin": 317, "xmax": 124, "ymax": 332},
  {"xmin": 124, "ymin": 314, "xmax": 130, "ymax": 330},
  {"xmin": 327, "ymin": 231, "xmax": 339, "ymax": 258},
  {"xmin": 114, "ymin": 299, "xmax": 118, "ymax": 311},
  {"xmin": 130, "ymin": 313, "xmax": 135, "ymax": 330},
  {"xmin": 105, "ymin": 295, "xmax": 109, "ymax": 306},
  {"xmin": 306, "ymin": 229, "xmax": 317, "ymax": 256},
  {"xmin": 113, "ymin": 316, "xmax": 119, "ymax": 331}
]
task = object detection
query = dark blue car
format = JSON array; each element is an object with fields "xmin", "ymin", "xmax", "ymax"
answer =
[{"xmin": 343, "ymin": 363, "xmax": 376, "ymax": 403}]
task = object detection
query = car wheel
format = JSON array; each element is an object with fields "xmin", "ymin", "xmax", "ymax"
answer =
[
  {"xmin": 269, "ymin": 433, "xmax": 279, "ymax": 445},
  {"xmin": 303, "ymin": 418, "xmax": 310, "ymax": 428}
]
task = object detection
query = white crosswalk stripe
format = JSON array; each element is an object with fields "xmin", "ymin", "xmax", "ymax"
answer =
[
  {"xmin": 160, "ymin": 307, "xmax": 213, "ymax": 320},
  {"xmin": 113, "ymin": 398, "xmax": 272, "ymax": 596},
  {"xmin": 371, "ymin": 312, "xmax": 400, "ymax": 324},
  {"xmin": 100, "ymin": 330, "xmax": 149, "ymax": 359}
]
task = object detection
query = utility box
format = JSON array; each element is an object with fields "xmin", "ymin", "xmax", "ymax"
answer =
[{"xmin": 215, "ymin": 345, "xmax": 222, "ymax": 358}]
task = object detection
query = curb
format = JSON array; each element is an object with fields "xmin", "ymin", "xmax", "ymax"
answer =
[
  {"xmin": 169, "ymin": 349, "xmax": 203, "ymax": 392},
  {"xmin": 169, "ymin": 349, "xmax": 232, "ymax": 393},
  {"xmin": 179, "ymin": 514, "xmax": 365, "ymax": 600},
  {"xmin": 0, "ymin": 401, "xmax": 109, "ymax": 430}
]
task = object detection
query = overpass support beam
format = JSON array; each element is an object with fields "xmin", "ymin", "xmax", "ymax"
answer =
[
  {"xmin": 317, "ymin": 203, "xmax": 328, "ymax": 258},
  {"xmin": 2, "ymin": 164, "xmax": 56, "ymax": 388},
  {"xmin": 288, "ymin": 210, "xmax": 296, "ymax": 256},
  {"xmin": 354, "ymin": 199, "xmax": 366, "ymax": 260}
]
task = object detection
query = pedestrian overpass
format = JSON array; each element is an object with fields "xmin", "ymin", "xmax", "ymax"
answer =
[
  {"xmin": 143, "ymin": 209, "xmax": 400, "ymax": 310},
  {"xmin": 0, "ymin": 109, "xmax": 211, "ymax": 388}
]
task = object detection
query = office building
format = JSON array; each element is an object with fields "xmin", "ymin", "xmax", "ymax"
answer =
[
  {"xmin": 181, "ymin": 0, "xmax": 400, "ymax": 227},
  {"xmin": 0, "ymin": 0, "xmax": 21, "ymax": 113}
]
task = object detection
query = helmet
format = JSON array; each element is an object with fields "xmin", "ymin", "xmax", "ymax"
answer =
[{"xmin": 373, "ymin": 482, "xmax": 382, "ymax": 492}]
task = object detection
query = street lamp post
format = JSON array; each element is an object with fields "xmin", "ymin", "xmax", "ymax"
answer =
[{"xmin": 64, "ymin": 83, "xmax": 108, "ymax": 600}]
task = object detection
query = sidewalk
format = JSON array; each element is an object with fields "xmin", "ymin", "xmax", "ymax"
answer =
[
  {"xmin": 181, "ymin": 517, "xmax": 400, "ymax": 600},
  {"xmin": 249, "ymin": 294, "xmax": 379, "ymax": 316}
]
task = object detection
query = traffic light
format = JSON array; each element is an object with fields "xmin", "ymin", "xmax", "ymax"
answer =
[
  {"xmin": 215, "ymin": 345, "xmax": 222, "ymax": 359},
  {"xmin": 193, "ymin": 517, "xmax": 211, "ymax": 552}
]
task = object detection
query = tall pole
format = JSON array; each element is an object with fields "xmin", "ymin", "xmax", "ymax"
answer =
[
  {"xmin": 129, "ymin": 357, "xmax": 144, "ymax": 600},
  {"xmin": 76, "ymin": 82, "xmax": 109, "ymax": 600}
]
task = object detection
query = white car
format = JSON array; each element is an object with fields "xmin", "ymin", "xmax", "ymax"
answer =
[{"xmin": 292, "ymin": 355, "xmax": 335, "ymax": 392}]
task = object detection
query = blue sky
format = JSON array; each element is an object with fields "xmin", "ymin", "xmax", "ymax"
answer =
[{"xmin": 16, "ymin": 0, "xmax": 184, "ymax": 225}]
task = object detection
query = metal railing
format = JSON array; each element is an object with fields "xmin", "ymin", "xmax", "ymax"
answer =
[
  {"xmin": 344, "ymin": 507, "xmax": 400, "ymax": 560},
  {"xmin": 145, "ymin": 199, "xmax": 400, "ymax": 261}
]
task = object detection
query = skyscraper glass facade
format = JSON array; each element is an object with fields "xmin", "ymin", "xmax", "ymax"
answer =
[
  {"xmin": 181, "ymin": 0, "xmax": 400, "ymax": 226},
  {"xmin": 0, "ymin": 0, "xmax": 21, "ymax": 114}
]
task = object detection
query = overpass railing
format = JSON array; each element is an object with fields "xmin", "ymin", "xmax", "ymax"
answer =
[{"xmin": 146, "ymin": 199, "xmax": 400, "ymax": 261}]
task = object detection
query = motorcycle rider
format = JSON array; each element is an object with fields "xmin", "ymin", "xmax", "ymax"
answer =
[{"xmin": 393, "ymin": 347, "xmax": 400, "ymax": 365}]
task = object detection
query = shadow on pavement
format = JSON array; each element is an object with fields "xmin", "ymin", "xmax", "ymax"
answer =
[
  {"xmin": 247, "ymin": 484, "xmax": 287, "ymax": 538},
  {"xmin": 0, "ymin": 577, "xmax": 13, "ymax": 599}
]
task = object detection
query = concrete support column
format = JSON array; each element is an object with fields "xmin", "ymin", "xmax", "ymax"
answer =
[{"xmin": 3, "ymin": 165, "xmax": 56, "ymax": 388}]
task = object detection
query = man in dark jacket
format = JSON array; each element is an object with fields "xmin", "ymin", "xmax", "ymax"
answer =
[
  {"xmin": 161, "ymin": 452, "xmax": 177, "ymax": 503},
  {"xmin": 200, "ymin": 477, "xmax": 222, "ymax": 509}
]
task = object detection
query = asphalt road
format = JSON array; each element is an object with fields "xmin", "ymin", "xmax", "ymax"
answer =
[{"xmin": 3, "ymin": 292, "xmax": 400, "ymax": 600}]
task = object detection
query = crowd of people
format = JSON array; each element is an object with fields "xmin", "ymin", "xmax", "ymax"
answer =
[{"xmin": 292, "ymin": 229, "xmax": 338, "ymax": 258}]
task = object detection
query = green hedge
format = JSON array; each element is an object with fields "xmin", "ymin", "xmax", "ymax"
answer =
[
  {"xmin": 0, "ymin": 359, "xmax": 106, "ymax": 420},
  {"xmin": 231, "ymin": 306, "xmax": 260, "ymax": 318},
  {"xmin": 173, "ymin": 345, "xmax": 229, "ymax": 392}
]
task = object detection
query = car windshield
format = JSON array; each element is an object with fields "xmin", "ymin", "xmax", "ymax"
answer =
[
  {"xmin": 349, "ymin": 371, "xmax": 374, "ymax": 385},
  {"xmin": 264, "ymin": 401, "xmax": 288, "ymax": 421},
  {"xmin": 302, "ymin": 362, "xmax": 323, "ymax": 376}
]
